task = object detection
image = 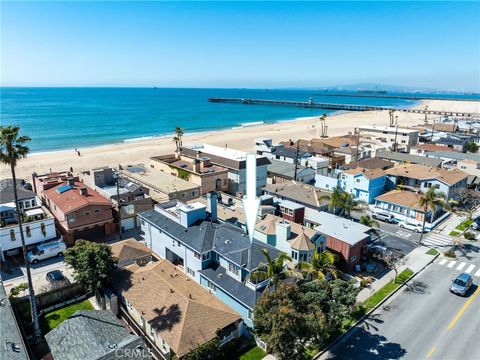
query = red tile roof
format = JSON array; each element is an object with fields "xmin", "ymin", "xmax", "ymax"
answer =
[{"xmin": 44, "ymin": 181, "xmax": 112, "ymax": 214}]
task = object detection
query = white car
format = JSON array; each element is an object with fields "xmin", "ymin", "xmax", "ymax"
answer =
[
  {"xmin": 27, "ymin": 241, "xmax": 66, "ymax": 264},
  {"xmin": 398, "ymin": 221, "xmax": 424, "ymax": 233}
]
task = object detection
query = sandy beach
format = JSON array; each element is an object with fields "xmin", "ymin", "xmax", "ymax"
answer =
[{"xmin": 2, "ymin": 99, "xmax": 479, "ymax": 181}]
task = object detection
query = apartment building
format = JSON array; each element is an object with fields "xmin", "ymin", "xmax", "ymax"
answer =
[{"xmin": 357, "ymin": 126, "xmax": 419, "ymax": 151}]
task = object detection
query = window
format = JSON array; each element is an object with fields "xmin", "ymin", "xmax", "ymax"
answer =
[
  {"xmin": 141, "ymin": 219, "xmax": 145, "ymax": 226},
  {"xmin": 299, "ymin": 253, "xmax": 307, "ymax": 262},
  {"xmin": 68, "ymin": 213, "xmax": 75, "ymax": 223},
  {"xmin": 85, "ymin": 211, "xmax": 91, "ymax": 216},
  {"xmin": 248, "ymin": 309, "xmax": 254, "ymax": 321},
  {"xmin": 202, "ymin": 252, "xmax": 210, "ymax": 261},
  {"xmin": 173, "ymin": 240, "xmax": 181, "ymax": 247},
  {"xmin": 187, "ymin": 267, "xmax": 195, "ymax": 277},
  {"xmin": 94, "ymin": 208, "xmax": 100, "ymax": 213},
  {"xmin": 26, "ymin": 226, "xmax": 31, "ymax": 238},
  {"xmin": 182, "ymin": 193, "xmax": 186, "ymax": 198},
  {"xmin": 228, "ymin": 262, "xmax": 240, "ymax": 277},
  {"xmin": 291, "ymin": 251, "xmax": 298, "ymax": 260},
  {"xmin": 31, "ymin": 199, "xmax": 36, "ymax": 207},
  {"xmin": 206, "ymin": 280, "xmax": 217, "ymax": 292},
  {"xmin": 10, "ymin": 229, "xmax": 15, "ymax": 241},
  {"xmin": 194, "ymin": 252, "xmax": 201, "ymax": 260}
]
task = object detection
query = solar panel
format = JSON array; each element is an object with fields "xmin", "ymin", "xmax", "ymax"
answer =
[{"xmin": 56, "ymin": 185, "xmax": 72, "ymax": 194}]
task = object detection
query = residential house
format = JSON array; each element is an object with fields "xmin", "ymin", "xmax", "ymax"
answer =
[
  {"xmin": 277, "ymin": 199, "xmax": 305, "ymax": 224},
  {"xmin": 112, "ymin": 260, "xmax": 241, "ymax": 360},
  {"xmin": 262, "ymin": 183, "xmax": 331, "ymax": 211},
  {"xmin": 375, "ymin": 150, "xmax": 443, "ymax": 168},
  {"xmin": 357, "ymin": 126, "xmax": 419, "ymax": 152},
  {"xmin": 373, "ymin": 189, "xmax": 449, "ymax": 231},
  {"xmin": 303, "ymin": 210, "xmax": 371, "ymax": 270},
  {"xmin": 267, "ymin": 159, "xmax": 315, "ymax": 184},
  {"xmin": 255, "ymin": 138, "xmax": 312, "ymax": 164},
  {"xmin": 424, "ymin": 151, "xmax": 480, "ymax": 166},
  {"xmin": 279, "ymin": 139, "xmax": 340, "ymax": 172},
  {"xmin": 434, "ymin": 136, "xmax": 469, "ymax": 152},
  {"xmin": 341, "ymin": 157, "xmax": 394, "ymax": 171},
  {"xmin": 0, "ymin": 278, "xmax": 29, "ymax": 360},
  {"xmin": 181, "ymin": 144, "xmax": 270, "ymax": 196},
  {"xmin": 81, "ymin": 167, "xmax": 153, "ymax": 230},
  {"xmin": 119, "ymin": 164, "xmax": 201, "ymax": 203},
  {"xmin": 139, "ymin": 196, "xmax": 282, "ymax": 332},
  {"xmin": 384, "ymin": 164, "xmax": 468, "ymax": 200},
  {"xmin": 456, "ymin": 159, "xmax": 480, "ymax": 177},
  {"xmin": 150, "ymin": 154, "xmax": 229, "ymax": 194},
  {"xmin": 315, "ymin": 167, "xmax": 386, "ymax": 204},
  {"xmin": 254, "ymin": 214, "xmax": 325, "ymax": 263},
  {"xmin": 45, "ymin": 310, "xmax": 150, "ymax": 360},
  {"xmin": 110, "ymin": 238, "xmax": 154, "ymax": 268},
  {"xmin": 32, "ymin": 173, "xmax": 115, "ymax": 244},
  {"xmin": 1, "ymin": 182, "xmax": 57, "ymax": 261},
  {"xmin": 409, "ymin": 143, "xmax": 459, "ymax": 156}
]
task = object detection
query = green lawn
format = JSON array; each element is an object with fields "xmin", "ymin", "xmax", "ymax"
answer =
[
  {"xmin": 361, "ymin": 268, "xmax": 413, "ymax": 313},
  {"xmin": 237, "ymin": 345, "xmax": 266, "ymax": 360},
  {"xmin": 426, "ymin": 248, "xmax": 439, "ymax": 256},
  {"xmin": 41, "ymin": 299, "xmax": 94, "ymax": 334},
  {"xmin": 455, "ymin": 219, "xmax": 473, "ymax": 231},
  {"xmin": 449, "ymin": 230, "xmax": 461, "ymax": 237}
]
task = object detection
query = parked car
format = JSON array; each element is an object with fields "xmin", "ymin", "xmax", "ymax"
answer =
[
  {"xmin": 46, "ymin": 270, "xmax": 69, "ymax": 285},
  {"xmin": 398, "ymin": 221, "xmax": 424, "ymax": 233},
  {"xmin": 470, "ymin": 217, "xmax": 480, "ymax": 231},
  {"xmin": 372, "ymin": 212, "xmax": 396, "ymax": 223},
  {"xmin": 450, "ymin": 273, "xmax": 473, "ymax": 296},
  {"xmin": 27, "ymin": 241, "xmax": 66, "ymax": 264}
]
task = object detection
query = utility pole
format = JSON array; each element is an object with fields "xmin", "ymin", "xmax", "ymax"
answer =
[
  {"xmin": 424, "ymin": 105, "xmax": 429, "ymax": 124},
  {"xmin": 115, "ymin": 170, "xmax": 122, "ymax": 240},
  {"xmin": 389, "ymin": 110, "xmax": 395, "ymax": 127},
  {"xmin": 293, "ymin": 140, "xmax": 299, "ymax": 181},
  {"xmin": 393, "ymin": 124, "xmax": 399, "ymax": 152},
  {"xmin": 431, "ymin": 119, "xmax": 437, "ymax": 142},
  {"xmin": 355, "ymin": 128, "xmax": 360, "ymax": 161}
]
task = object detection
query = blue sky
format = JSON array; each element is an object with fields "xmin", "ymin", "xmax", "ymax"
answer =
[{"xmin": 1, "ymin": 1, "xmax": 479, "ymax": 90}]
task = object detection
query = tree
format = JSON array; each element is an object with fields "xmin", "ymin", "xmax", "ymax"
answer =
[
  {"xmin": 172, "ymin": 126, "xmax": 184, "ymax": 153},
  {"xmin": 466, "ymin": 141, "xmax": 478, "ymax": 153},
  {"xmin": 374, "ymin": 249, "xmax": 405, "ymax": 283},
  {"xmin": 64, "ymin": 240, "xmax": 117, "ymax": 292},
  {"xmin": 341, "ymin": 192, "xmax": 368, "ymax": 219},
  {"xmin": 417, "ymin": 188, "xmax": 449, "ymax": 244},
  {"xmin": 360, "ymin": 215, "xmax": 380, "ymax": 228},
  {"xmin": 249, "ymin": 249, "xmax": 293, "ymax": 290},
  {"xmin": 176, "ymin": 337, "xmax": 222, "ymax": 360},
  {"xmin": 0, "ymin": 125, "xmax": 41, "ymax": 341},
  {"xmin": 296, "ymin": 250, "xmax": 338, "ymax": 281},
  {"xmin": 319, "ymin": 186, "xmax": 345, "ymax": 215}
]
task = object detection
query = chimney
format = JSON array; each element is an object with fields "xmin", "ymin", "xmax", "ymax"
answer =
[
  {"xmin": 200, "ymin": 157, "xmax": 211, "ymax": 169},
  {"xmin": 67, "ymin": 177, "xmax": 75, "ymax": 186},
  {"xmin": 79, "ymin": 187, "xmax": 88, "ymax": 196},
  {"xmin": 206, "ymin": 192, "xmax": 217, "ymax": 222},
  {"xmin": 275, "ymin": 221, "xmax": 291, "ymax": 247},
  {"xmin": 193, "ymin": 159, "xmax": 201, "ymax": 173}
]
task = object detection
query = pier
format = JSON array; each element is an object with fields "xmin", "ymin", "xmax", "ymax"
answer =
[
  {"xmin": 208, "ymin": 98, "xmax": 479, "ymax": 117},
  {"xmin": 310, "ymin": 93, "xmax": 480, "ymax": 102}
]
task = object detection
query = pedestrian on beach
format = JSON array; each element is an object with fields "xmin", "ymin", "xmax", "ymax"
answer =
[{"xmin": 77, "ymin": 150, "xmax": 81, "ymax": 156}]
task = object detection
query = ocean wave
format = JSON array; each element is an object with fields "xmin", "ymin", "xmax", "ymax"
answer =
[{"xmin": 240, "ymin": 121, "xmax": 264, "ymax": 127}]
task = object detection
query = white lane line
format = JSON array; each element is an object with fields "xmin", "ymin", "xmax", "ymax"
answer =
[
  {"xmin": 447, "ymin": 261, "xmax": 456, "ymax": 268},
  {"xmin": 475, "ymin": 268, "xmax": 480, "ymax": 277},
  {"xmin": 465, "ymin": 264, "xmax": 475, "ymax": 274},
  {"xmin": 456, "ymin": 262, "xmax": 467, "ymax": 271},
  {"xmin": 439, "ymin": 259, "xmax": 448, "ymax": 265}
]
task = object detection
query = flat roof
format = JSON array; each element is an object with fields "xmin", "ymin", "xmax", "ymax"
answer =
[
  {"xmin": 183, "ymin": 144, "xmax": 250, "ymax": 161},
  {"xmin": 358, "ymin": 125, "xmax": 419, "ymax": 134}
]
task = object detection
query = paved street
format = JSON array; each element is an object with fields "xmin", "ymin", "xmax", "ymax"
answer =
[
  {"xmin": 1, "ymin": 256, "xmax": 73, "ymax": 295},
  {"xmin": 322, "ymin": 250, "xmax": 480, "ymax": 360}
]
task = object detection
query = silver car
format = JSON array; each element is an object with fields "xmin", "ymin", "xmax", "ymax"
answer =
[{"xmin": 450, "ymin": 273, "xmax": 473, "ymax": 296}]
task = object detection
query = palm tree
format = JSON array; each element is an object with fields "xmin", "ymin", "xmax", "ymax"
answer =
[
  {"xmin": 417, "ymin": 187, "xmax": 448, "ymax": 245},
  {"xmin": 319, "ymin": 186, "xmax": 345, "ymax": 215},
  {"xmin": 0, "ymin": 126, "xmax": 41, "ymax": 341},
  {"xmin": 296, "ymin": 250, "xmax": 338, "ymax": 281},
  {"xmin": 360, "ymin": 215, "xmax": 380, "ymax": 228},
  {"xmin": 172, "ymin": 126, "xmax": 184, "ymax": 153},
  {"xmin": 342, "ymin": 193, "xmax": 368, "ymax": 219},
  {"xmin": 249, "ymin": 249, "xmax": 293, "ymax": 290}
]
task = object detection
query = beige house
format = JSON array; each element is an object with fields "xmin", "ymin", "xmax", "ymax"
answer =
[
  {"xmin": 357, "ymin": 125, "xmax": 419, "ymax": 151},
  {"xmin": 150, "ymin": 155, "xmax": 229, "ymax": 194},
  {"xmin": 456, "ymin": 159, "xmax": 480, "ymax": 177},
  {"xmin": 112, "ymin": 259, "xmax": 241, "ymax": 360}
]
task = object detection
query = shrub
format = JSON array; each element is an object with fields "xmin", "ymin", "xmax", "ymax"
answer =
[
  {"xmin": 464, "ymin": 232, "xmax": 476, "ymax": 241},
  {"xmin": 443, "ymin": 249, "xmax": 456, "ymax": 258}
]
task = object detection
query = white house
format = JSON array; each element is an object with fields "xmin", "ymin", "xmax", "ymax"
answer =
[{"xmin": 0, "ymin": 184, "xmax": 57, "ymax": 261}]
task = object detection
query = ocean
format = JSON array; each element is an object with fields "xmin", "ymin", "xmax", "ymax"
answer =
[{"xmin": 0, "ymin": 87, "xmax": 476, "ymax": 153}]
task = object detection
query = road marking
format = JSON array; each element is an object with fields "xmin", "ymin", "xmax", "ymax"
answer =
[
  {"xmin": 427, "ymin": 346, "xmax": 436, "ymax": 359},
  {"xmin": 422, "ymin": 233, "xmax": 453, "ymax": 247},
  {"xmin": 447, "ymin": 261, "xmax": 456, "ymax": 268},
  {"xmin": 465, "ymin": 264, "xmax": 475, "ymax": 274},
  {"xmin": 438, "ymin": 259, "xmax": 448, "ymax": 265},
  {"xmin": 447, "ymin": 287, "xmax": 480, "ymax": 330},
  {"xmin": 456, "ymin": 262, "xmax": 467, "ymax": 271},
  {"xmin": 475, "ymin": 268, "xmax": 480, "ymax": 277}
]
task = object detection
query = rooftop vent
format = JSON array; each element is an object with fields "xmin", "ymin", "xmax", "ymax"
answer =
[{"xmin": 224, "ymin": 239, "xmax": 231, "ymax": 244}]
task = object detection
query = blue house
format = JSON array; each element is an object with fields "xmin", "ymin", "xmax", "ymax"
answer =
[{"xmin": 139, "ymin": 193, "xmax": 281, "ymax": 335}]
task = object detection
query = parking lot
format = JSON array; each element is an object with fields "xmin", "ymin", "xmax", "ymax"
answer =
[{"xmin": 1, "ymin": 255, "xmax": 73, "ymax": 295}]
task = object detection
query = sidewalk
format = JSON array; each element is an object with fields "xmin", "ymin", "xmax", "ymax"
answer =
[
  {"xmin": 436, "ymin": 212, "xmax": 465, "ymax": 236},
  {"xmin": 356, "ymin": 246, "xmax": 436, "ymax": 303}
]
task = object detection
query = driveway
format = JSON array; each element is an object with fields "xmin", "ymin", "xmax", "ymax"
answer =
[
  {"xmin": 1, "ymin": 255, "xmax": 74, "ymax": 295},
  {"xmin": 321, "ymin": 252, "xmax": 480, "ymax": 360}
]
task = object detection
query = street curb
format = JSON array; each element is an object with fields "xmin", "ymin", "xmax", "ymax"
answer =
[{"xmin": 313, "ymin": 251, "xmax": 439, "ymax": 360}]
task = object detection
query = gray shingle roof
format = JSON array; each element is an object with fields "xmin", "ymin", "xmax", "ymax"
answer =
[
  {"xmin": 271, "ymin": 147, "xmax": 310, "ymax": 159},
  {"xmin": 139, "ymin": 210, "xmax": 280, "ymax": 270},
  {"xmin": 376, "ymin": 150, "xmax": 442, "ymax": 167},
  {"xmin": 45, "ymin": 310, "xmax": 149, "ymax": 360},
  {"xmin": 267, "ymin": 159, "xmax": 311, "ymax": 180},
  {"xmin": 0, "ymin": 280, "xmax": 29, "ymax": 360},
  {"xmin": 0, "ymin": 184, "xmax": 36, "ymax": 204},
  {"xmin": 426, "ymin": 151, "xmax": 480, "ymax": 161}
]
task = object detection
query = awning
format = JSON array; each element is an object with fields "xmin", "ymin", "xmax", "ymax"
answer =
[{"xmin": 25, "ymin": 208, "xmax": 44, "ymax": 217}]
